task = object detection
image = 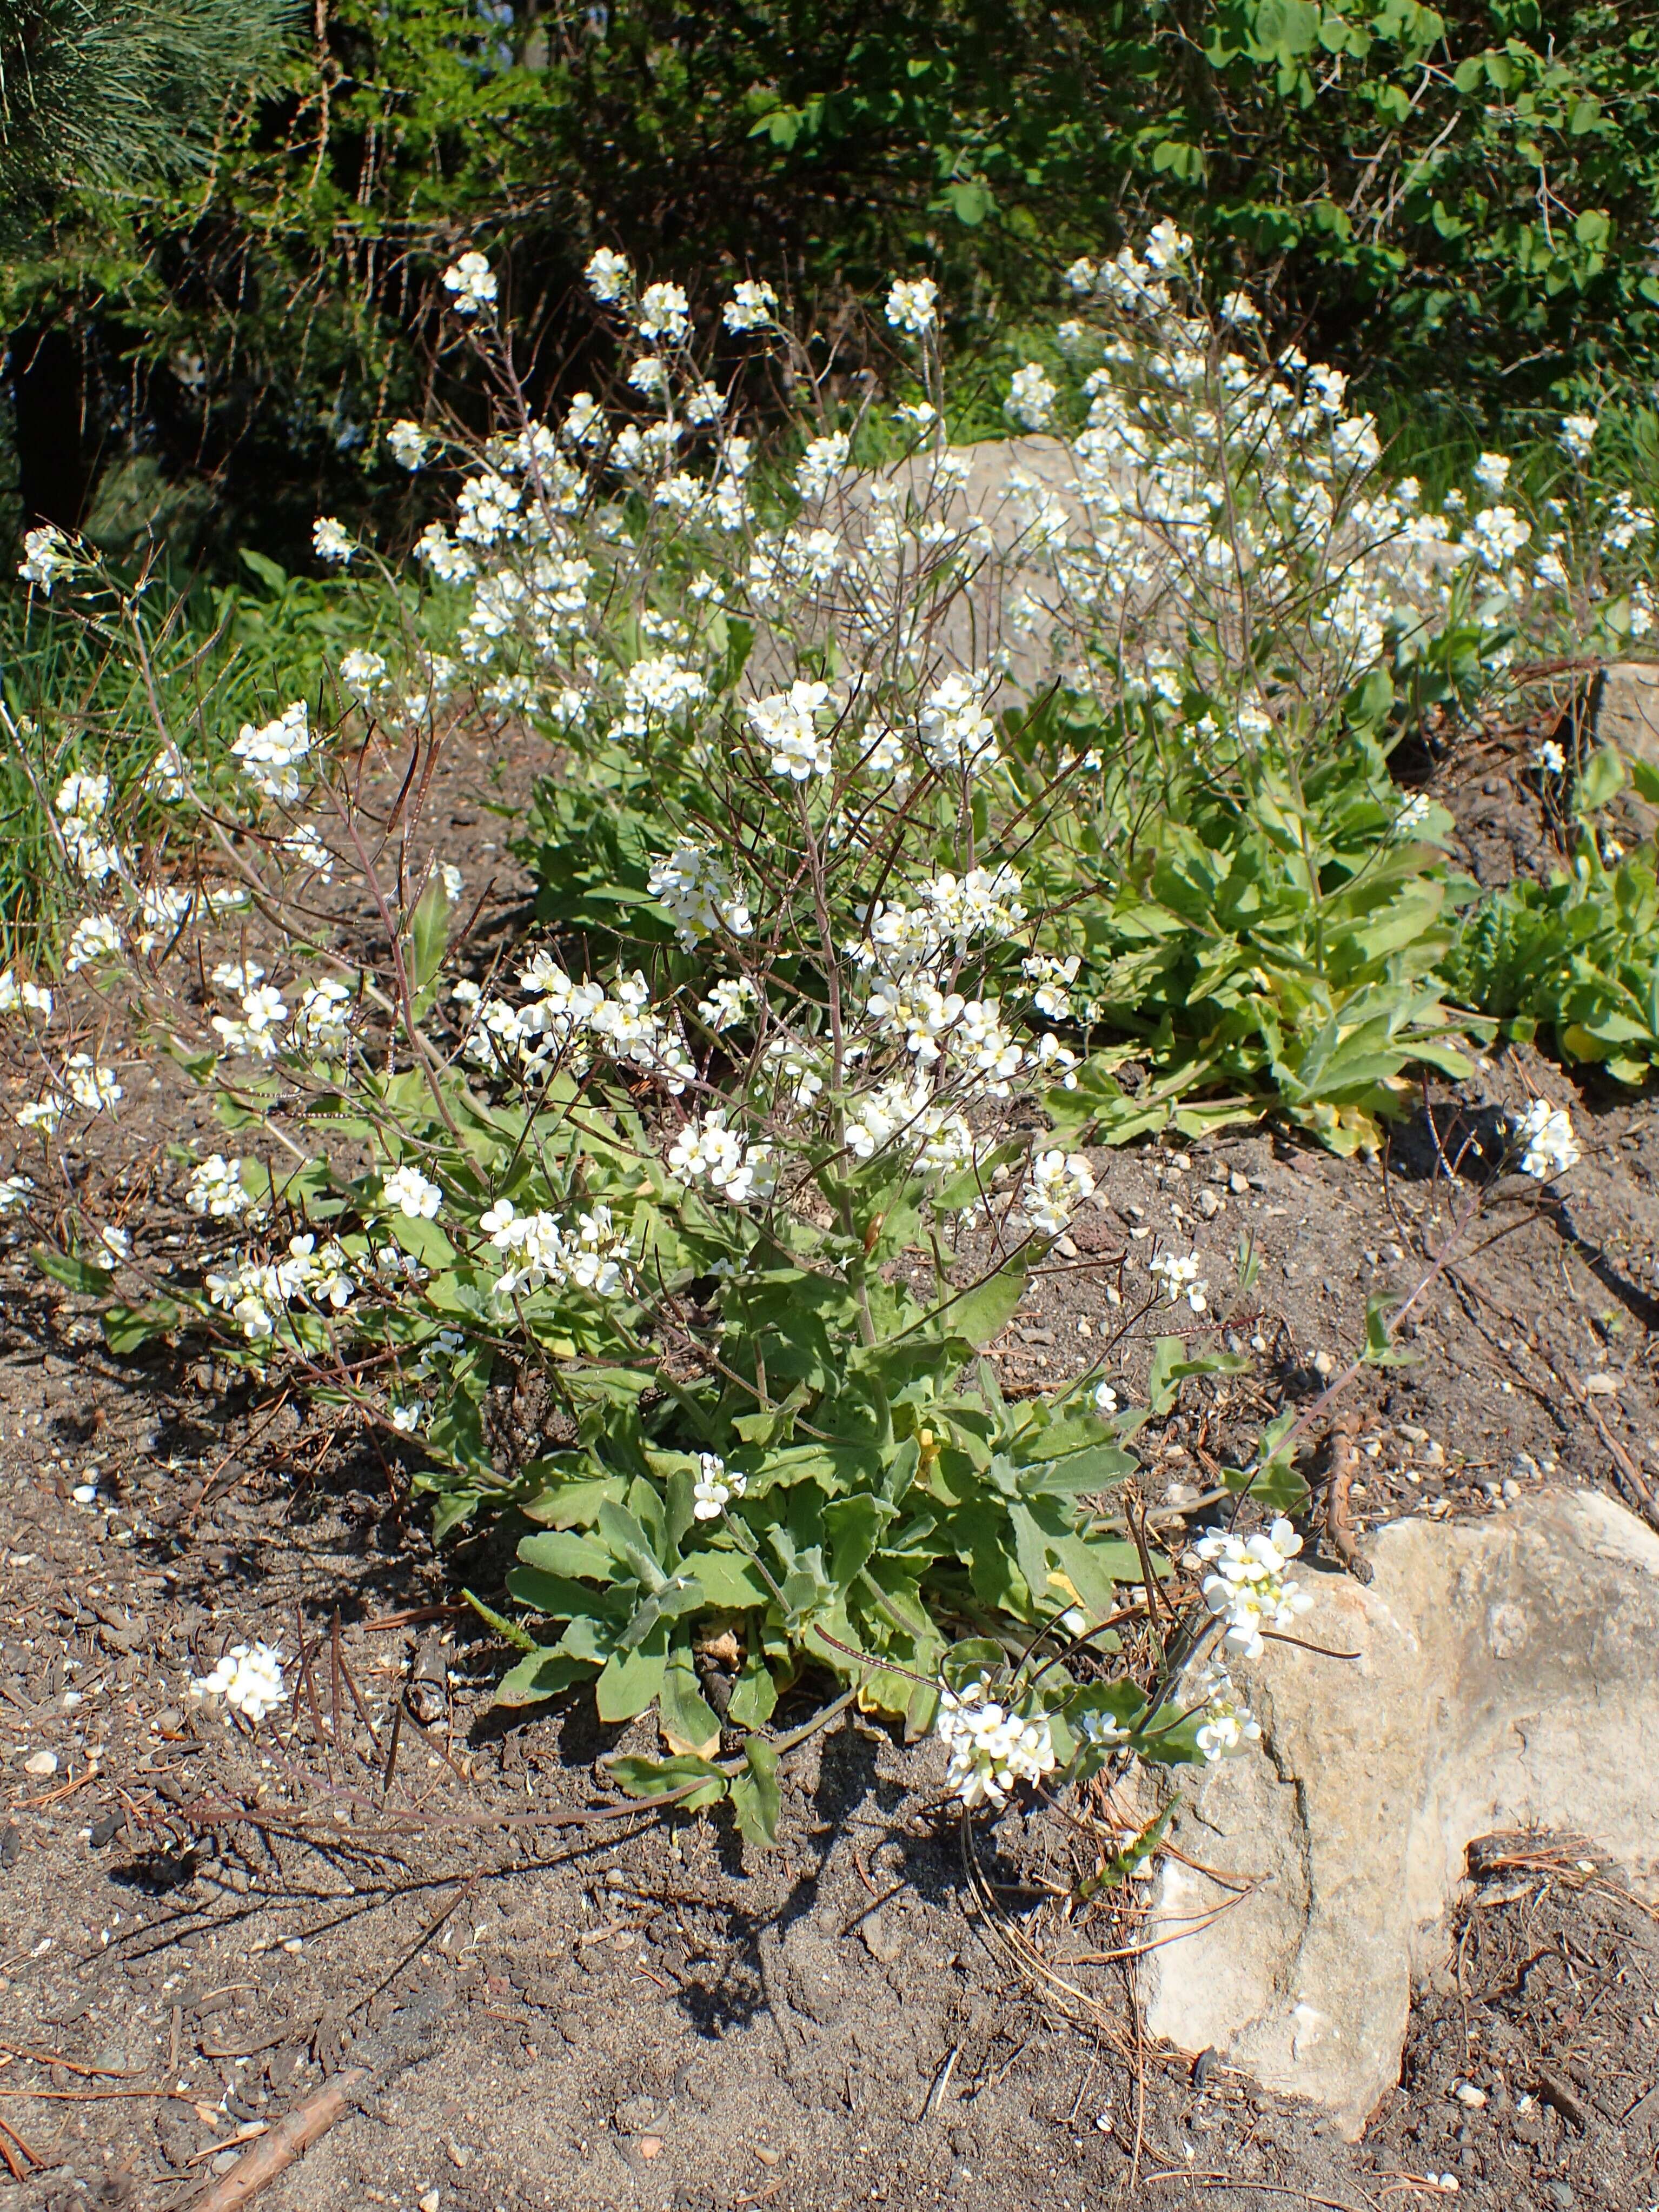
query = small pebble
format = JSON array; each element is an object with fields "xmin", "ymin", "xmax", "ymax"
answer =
[
  {"xmin": 72, "ymin": 1484, "xmax": 99, "ymax": 1505},
  {"xmin": 420, "ymin": 2194, "xmax": 442, "ymax": 2211},
  {"xmin": 23, "ymin": 1750, "xmax": 58, "ymax": 1778},
  {"xmin": 1452, "ymin": 2082, "xmax": 1487, "ymax": 2108}
]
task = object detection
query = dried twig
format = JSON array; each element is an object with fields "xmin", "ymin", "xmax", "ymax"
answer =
[
  {"xmin": 1320, "ymin": 1409, "xmax": 1372, "ymax": 1583},
  {"xmin": 185, "ymin": 2063, "xmax": 369, "ymax": 2211}
]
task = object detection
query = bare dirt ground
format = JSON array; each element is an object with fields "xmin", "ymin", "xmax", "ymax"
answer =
[{"xmin": 3, "ymin": 715, "xmax": 1659, "ymax": 2212}]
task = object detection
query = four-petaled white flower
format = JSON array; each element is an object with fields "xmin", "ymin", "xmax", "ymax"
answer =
[
  {"xmin": 746, "ymin": 680, "xmax": 836, "ymax": 781},
  {"xmin": 1510, "ymin": 1098, "xmax": 1580, "ymax": 1179},
  {"xmin": 190, "ymin": 1641, "xmax": 288, "ymax": 1723},
  {"xmin": 586, "ymin": 248, "xmax": 632, "ymax": 304},
  {"xmin": 724, "ymin": 279, "xmax": 777, "ymax": 334},
  {"xmin": 885, "ymin": 276, "xmax": 940, "ymax": 336},
  {"xmin": 935, "ymin": 1675, "xmax": 1056, "ymax": 1808},
  {"xmin": 387, "ymin": 419, "xmax": 428, "ymax": 469},
  {"xmin": 382, "ymin": 1164, "xmax": 443, "ymax": 1219},
  {"xmin": 443, "ymin": 251, "xmax": 497, "ymax": 315},
  {"xmin": 313, "ymin": 516, "xmax": 355, "ymax": 564},
  {"xmin": 1024, "ymin": 1149, "xmax": 1096, "ymax": 1236},
  {"xmin": 692, "ymin": 1452, "xmax": 746, "ymax": 1519},
  {"xmin": 1185, "ymin": 1518, "xmax": 1313, "ymax": 1660},
  {"xmin": 1150, "ymin": 1248, "xmax": 1209, "ymax": 1312},
  {"xmin": 187, "ymin": 1154, "xmax": 258, "ymax": 1219}
]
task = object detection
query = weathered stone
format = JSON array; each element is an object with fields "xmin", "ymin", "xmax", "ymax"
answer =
[
  {"xmin": 1594, "ymin": 661, "xmax": 1659, "ymax": 763},
  {"xmin": 1140, "ymin": 1489, "xmax": 1659, "ymax": 2138}
]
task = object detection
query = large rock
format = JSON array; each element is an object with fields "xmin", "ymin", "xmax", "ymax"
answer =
[
  {"xmin": 1596, "ymin": 660, "xmax": 1659, "ymax": 762},
  {"xmin": 1139, "ymin": 1489, "xmax": 1659, "ymax": 2137}
]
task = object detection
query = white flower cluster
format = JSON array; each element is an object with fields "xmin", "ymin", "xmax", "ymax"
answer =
[
  {"xmin": 0, "ymin": 970, "xmax": 52, "ymax": 1018},
  {"xmin": 231, "ymin": 702, "xmax": 312, "ymax": 805},
  {"xmin": 647, "ymin": 841, "xmax": 754, "ymax": 946},
  {"xmin": 212, "ymin": 981, "xmax": 290, "ymax": 1060},
  {"xmin": 56, "ymin": 773, "xmax": 122, "ymax": 885},
  {"xmin": 697, "ymin": 975, "xmax": 759, "ymax": 1032},
  {"xmin": 1510, "ymin": 1099, "xmax": 1580, "ymax": 1179},
  {"xmin": 187, "ymin": 1154, "xmax": 261, "ymax": 1219},
  {"xmin": 313, "ymin": 516, "xmax": 355, "ymax": 564},
  {"xmin": 443, "ymin": 251, "xmax": 498, "ymax": 315},
  {"xmin": 461, "ymin": 958, "xmax": 694, "ymax": 1092},
  {"xmin": 668, "ymin": 1109, "xmax": 775, "ymax": 1205},
  {"xmin": 205, "ymin": 1233, "xmax": 355, "ymax": 1340},
  {"xmin": 190, "ymin": 1641, "xmax": 288, "ymax": 1723},
  {"xmin": 479, "ymin": 1199, "xmax": 632, "ymax": 1301},
  {"xmin": 1022, "ymin": 1148, "xmax": 1096, "ymax": 1235},
  {"xmin": 842, "ymin": 1078, "xmax": 976, "ymax": 1178},
  {"xmin": 886, "ymin": 276, "xmax": 939, "ymax": 336},
  {"xmin": 1191, "ymin": 1662, "xmax": 1262, "ymax": 1762},
  {"xmin": 1150, "ymin": 1248, "xmax": 1209, "ymax": 1312},
  {"xmin": 381, "ymin": 1165, "xmax": 443, "ymax": 1219},
  {"xmin": 65, "ymin": 914, "xmax": 123, "ymax": 972},
  {"xmin": 854, "ymin": 864, "xmax": 1028, "ymax": 972},
  {"xmin": 19, "ymin": 523, "xmax": 75, "ymax": 593},
  {"xmin": 1186, "ymin": 1517, "xmax": 1313, "ymax": 1660},
  {"xmin": 692, "ymin": 1452, "xmax": 747, "ymax": 1519},
  {"xmin": 745, "ymin": 679, "xmax": 838, "ymax": 781},
  {"xmin": 1006, "ymin": 362, "xmax": 1058, "ymax": 431},
  {"xmin": 917, "ymin": 670, "xmax": 1000, "ymax": 778},
  {"xmin": 935, "ymin": 1675, "xmax": 1057, "ymax": 1808}
]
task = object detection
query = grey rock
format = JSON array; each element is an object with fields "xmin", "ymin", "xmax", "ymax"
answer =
[
  {"xmin": 1595, "ymin": 660, "xmax": 1659, "ymax": 763},
  {"xmin": 1140, "ymin": 1490, "xmax": 1659, "ymax": 2137}
]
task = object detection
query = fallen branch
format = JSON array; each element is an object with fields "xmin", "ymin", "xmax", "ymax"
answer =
[
  {"xmin": 1322, "ymin": 1410, "xmax": 1372, "ymax": 1584},
  {"xmin": 187, "ymin": 2064, "xmax": 369, "ymax": 2212}
]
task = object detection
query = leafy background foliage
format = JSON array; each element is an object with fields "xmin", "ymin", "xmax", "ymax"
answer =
[{"xmin": 6, "ymin": 0, "xmax": 1659, "ymax": 560}]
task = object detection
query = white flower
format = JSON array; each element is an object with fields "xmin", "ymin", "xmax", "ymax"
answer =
[
  {"xmin": 56, "ymin": 771, "xmax": 110, "ymax": 823},
  {"xmin": 647, "ymin": 841, "xmax": 753, "ymax": 947},
  {"xmin": 190, "ymin": 1642, "xmax": 288, "ymax": 1723},
  {"xmin": 692, "ymin": 1452, "xmax": 747, "ymax": 1519},
  {"xmin": 628, "ymin": 354, "xmax": 668, "ymax": 396},
  {"xmin": 382, "ymin": 1164, "xmax": 443, "ymax": 1219},
  {"xmin": 621, "ymin": 655, "xmax": 708, "ymax": 733},
  {"xmin": 65, "ymin": 914, "xmax": 123, "ymax": 972},
  {"xmin": 1006, "ymin": 363, "xmax": 1057, "ymax": 431},
  {"xmin": 387, "ymin": 419, "xmax": 429, "ymax": 469},
  {"xmin": 1064, "ymin": 256, "xmax": 1098, "ymax": 294},
  {"xmin": 1024, "ymin": 1149, "xmax": 1096, "ymax": 1236},
  {"xmin": 293, "ymin": 977, "xmax": 353, "ymax": 1055},
  {"xmin": 21, "ymin": 980, "xmax": 53, "ymax": 1018},
  {"xmin": 442, "ymin": 863, "xmax": 465, "ymax": 905},
  {"xmin": 1395, "ymin": 791, "xmax": 1432, "ymax": 832},
  {"xmin": 282, "ymin": 823, "xmax": 334, "ymax": 876},
  {"xmin": 1510, "ymin": 1099, "xmax": 1580, "ymax": 1179},
  {"xmin": 232, "ymin": 702, "xmax": 311, "ymax": 805},
  {"xmin": 1559, "ymin": 413, "xmax": 1599, "ymax": 463},
  {"xmin": 16, "ymin": 1095, "xmax": 66, "ymax": 1132},
  {"xmin": 698, "ymin": 976, "xmax": 759, "ymax": 1032},
  {"xmin": 92, "ymin": 1224, "xmax": 130, "ymax": 1270},
  {"xmin": 885, "ymin": 276, "xmax": 940, "ymax": 336},
  {"xmin": 1185, "ymin": 1518, "xmax": 1313, "ymax": 1659},
  {"xmin": 187, "ymin": 1154, "xmax": 257, "ymax": 1219},
  {"xmin": 724, "ymin": 278, "xmax": 778, "ymax": 333},
  {"xmin": 935, "ymin": 1675, "xmax": 1056, "ymax": 1808},
  {"xmin": 19, "ymin": 524, "xmax": 75, "ymax": 593},
  {"xmin": 443, "ymin": 251, "xmax": 498, "ymax": 315},
  {"xmin": 1219, "ymin": 289, "xmax": 1259, "ymax": 324},
  {"xmin": 65, "ymin": 1055, "xmax": 122, "ymax": 1113},
  {"xmin": 1023, "ymin": 952, "xmax": 1080, "ymax": 1021},
  {"xmin": 1472, "ymin": 452, "xmax": 1512, "ymax": 497},
  {"xmin": 390, "ymin": 1403, "xmax": 423, "ymax": 1433},
  {"xmin": 211, "ymin": 960, "xmax": 264, "ymax": 994},
  {"xmin": 480, "ymin": 1198, "xmax": 632, "ymax": 1301},
  {"xmin": 1150, "ymin": 1248, "xmax": 1209, "ymax": 1312},
  {"xmin": 1093, "ymin": 1382, "xmax": 1118, "ymax": 1414},
  {"xmin": 668, "ymin": 1109, "xmax": 774, "ymax": 1205},
  {"xmin": 795, "ymin": 433, "xmax": 850, "ymax": 499},
  {"xmin": 313, "ymin": 516, "xmax": 355, "ymax": 564},
  {"xmin": 746, "ymin": 679, "xmax": 836, "ymax": 781},
  {"xmin": 1535, "ymin": 739, "xmax": 1565, "ymax": 774},
  {"xmin": 918, "ymin": 670, "xmax": 999, "ymax": 778},
  {"xmin": 1191, "ymin": 1663, "xmax": 1262, "ymax": 1762},
  {"xmin": 151, "ymin": 742, "xmax": 190, "ymax": 801},
  {"xmin": 637, "ymin": 281, "xmax": 689, "ymax": 343},
  {"xmin": 340, "ymin": 648, "xmax": 388, "ymax": 698},
  {"xmin": 585, "ymin": 248, "xmax": 633, "ymax": 304},
  {"xmin": 0, "ymin": 1172, "xmax": 35, "ymax": 1213}
]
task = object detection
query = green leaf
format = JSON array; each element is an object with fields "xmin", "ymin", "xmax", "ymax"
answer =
[
  {"xmin": 34, "ymin": 1245, "xmax": 115, "ymax": 1296},
  {"xmin": 606, "ymin": 1752, "xmax": 727, "ymax": 1811},
  {"xmin": 102, "ymin": 1298, "xmax": 182, "ymax": 1353},
  {"xmin": 1362, "ymin": 1293, "xmax": 1417, "ymax": 1368},
  {"xmin": 944, "ymin": 1259, "xmax": 1028, "ymax": 1352},
  {"xmin": 495, "ymin": 1649, "xmax": 598, "ymax": 1705},
  {"xmin": 727, "ymin": 1640, "xmax": 779, "ymax": 1728},
  {"xmin": 659, "ymin": 1645, "xmax": 723, "ymax": 1757},
  {"xmin": 596, "ymin": 1620, "xmax": 669, "ymax": 1722},
  {"xmin": 730, "ymin": 1735, "xmax": 780, "ymax": 1845},
  {"xmin": 463, "ymin": 1586, "xmax": 537, "ymax": 1653},
  {"xmin": 407, "ymin": 867, "xmax": 450, "ymax": 1014},
  {"xmin": 1222, "ymin": 1454, "xmax": 1312, "ymax": 1514},
  {"xmin": 1575, "ymin": 747, "xmax": 1627, "ymax": 816}
]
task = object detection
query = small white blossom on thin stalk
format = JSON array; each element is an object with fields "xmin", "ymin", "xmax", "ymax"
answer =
[
  {"xmin": 213, "ymin": 960, "xmax": 264, "ymax": 993},
  {"xmin": 1191, "ymin": 1663, "xmax": 1262, "ymax": 1762},
  {"xmin": 65, "ymin": 914, "xmax": 123, "ymax": 971},
  {"xmin": 1006, "ymin": 363, "xmax": 1058, "ymax": 430},
  {"xmin": 1185, "ymin": 1518, "xmax": 1313, "ymax": 1659},
  {"xmin": 1510, "ymin": 1099, "xmax": 1580, "ymax": 1179},
  {"xmin": 1558, "ymin": 413, "xmax": 1599, "ymax": 463},
  {"xmin": 190, "ymin": 1642, "xmax": 288, "ymax": 1723},
  {"xmin": 647, "ymin": 841, "xmax": 753, "ymax": 947},
  {"xmin": 1535, "ymin": 739, "xmax": 1565, "ymax": 775},
  {"xmin": 918, "ymin": 671, "xmax": 999, "ymax": 778},
  {"xmin": 16, "ymin": 1095, "xmax": 67, "ymax": 1133},
  {"xmin": 282, "ymin": 823, "xmax": 334, "ymax": 877},
  {"xmin": 585, "ymin": 248, "xmax": 633, "ymax": 303},
  {"xmin": 693, "ymin": 1453, "xmax": 747, "ymax": 1519},
  {"xmin": 313, "ymin": 516, "xmax": 355, "ymax": 564},
  {"xmin": 0, "ymin": 1173, "xmax": 35, "ymax": 1213},
  {"xmin": 0, "ymin": 970, "xmax": 52, "ymax": 1018},
  {"xmin": 668, "ymin": 1109, "xmax": 775, "ymax": 1205},
  {"xmin": 935, "ymin": 1675, "xmax": 1057, "ymax": 1808},
  {"xmin": 746, "ymin": 680, "xmax": 837, "ymax": 781},
  {"xmin": 65, "ymin": 1055, "xmax": 123, "ymax": 1113},
  {"xmin": 19, "ymin": 523, "xmax": 75, "ymax": 593},
  {"xmin": 92, "ymin": 1224, "xmax": 130, "ymax": 1270},
  {"xmin": 443, "ymin": 251, "xmax": 498, "ymax": 315},
  {"xmin": 637, "ymin": 281, "xmax": 690, "ymax": 343},
  {"xmin": 1024, "ymin": 1150, "xmax": 1096, "ymax": 1235},
  {"xmin": 886, "ymin": 277, "xmax": 940, "ymax": 336},
  {"xmin": 1472, "ymin": 452, "xmax": 1511, "ymax": 497},
  {"xmin": 390, "ymin": 1403, "xmax": 422, "ymax": 1433},
  {"xmin": 1150, "ymin": 1248, "xmax": 1209, "ymax": 1312},
  {"xmin": 724, "ymin": 279, "xmax": 777, "ymax": 333},
  {"xmin": 1093, "ymin": 1381, "xmax": 1119, "ymax": 1414},
  {"xmin": 232, "ymin": 702, "xmax": 311, "ymax": 805},
  {"xmin": 187, "ymin": 1154, "xmax": 258, "ymax": 1219},
  {"xmin": 386, "ymin": 419, "xmax": 429, "ymax": 469},
  {"xmin": 381, "ymin": 1165, "xmax": 444, "ymax": 1219},
  {"xmin": 698, "ymin": 976, "xmax": 759, "ymax": 1032}
]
